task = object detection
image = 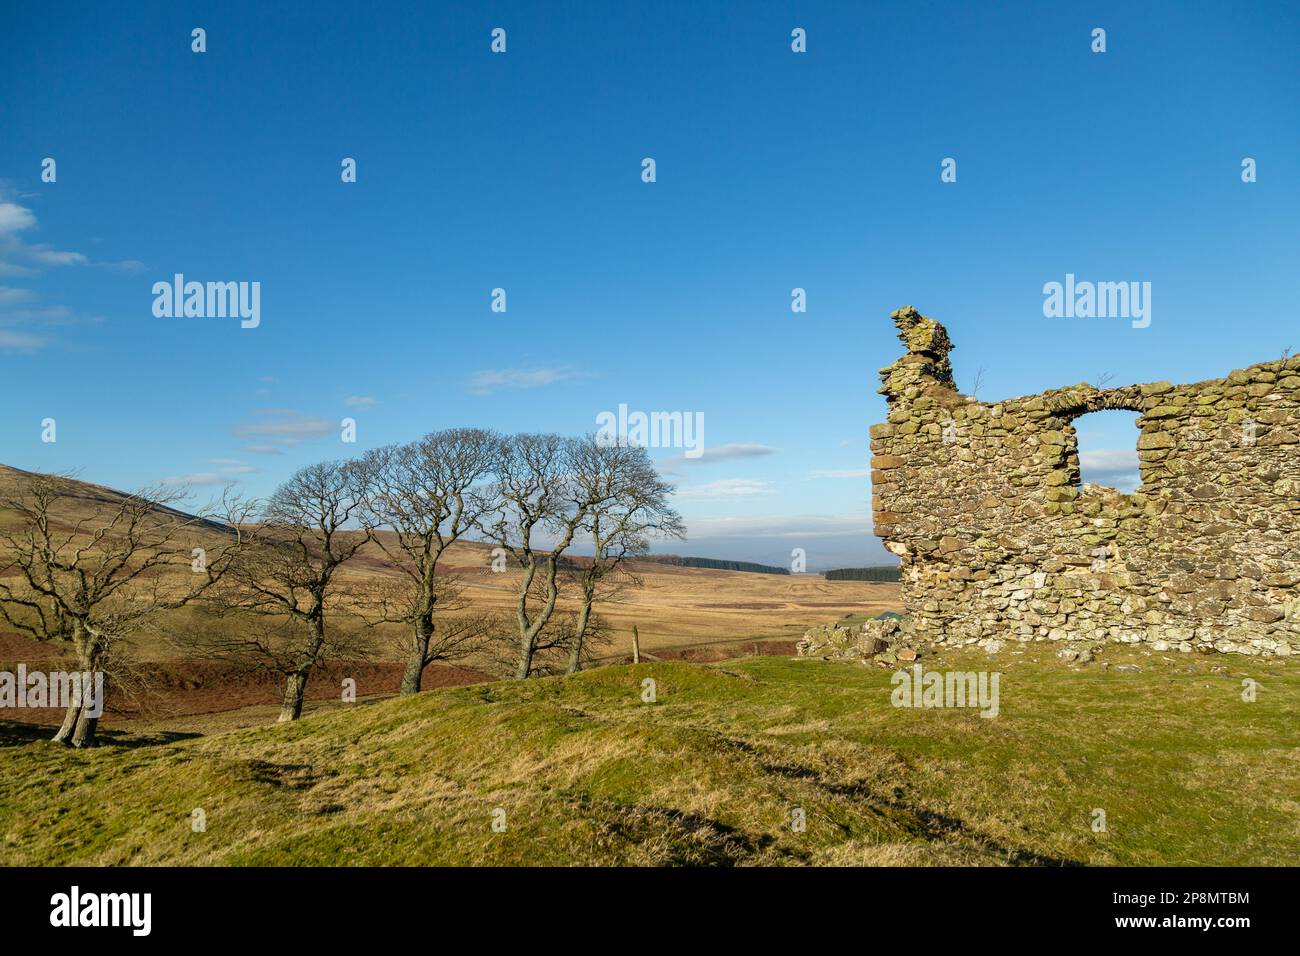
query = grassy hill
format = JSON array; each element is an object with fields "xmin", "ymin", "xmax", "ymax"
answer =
[{"xmin": 2, "ymin": 642, "xmax": 1295, "ymax": 866}]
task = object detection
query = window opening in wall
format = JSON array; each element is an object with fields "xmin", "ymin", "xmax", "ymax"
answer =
[{"xmin": 1070, "ymin": 409, "xmax": 1142, "ymax": 492}]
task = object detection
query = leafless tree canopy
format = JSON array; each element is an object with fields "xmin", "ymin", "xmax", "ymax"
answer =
[
  {"xmin": 207, "ymin": 460, "xmax": 371, "ymax": 722},
  {"xmin": 481, "ymin": 433, "xmax": 681, "ymax": 679},
  {"xmin": 0, "ymin": 430, "xmax": 689, "ymax": 743},
  {"xmin": 0, "ymin": 472, "xmax": 253, "ymax": 746},
  {"xmin": 563, "ymin": 438, "xmax": 683, "ymax": 673},
  {"xmin": 355, "ymin": 429, "xmax": 498, "ymax": 692}
]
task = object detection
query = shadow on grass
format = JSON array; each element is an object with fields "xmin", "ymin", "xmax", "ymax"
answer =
[
  {"xmin": 0, "ymin": 720, "xmax": 53, "ymax": 747},
  {"xmin": 0, "ymin": 720, "xmax": 201, "ymax": 749},
  {"xmin": 720, "ymin": 734, "xmax": 1085, "ymax": 867}
]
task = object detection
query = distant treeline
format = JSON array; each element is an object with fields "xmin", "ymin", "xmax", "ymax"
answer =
[
  {"xmin": 824, "ymin": 566, "xmax": 902, "ymax": 582},
  {"xmin": 639, "ymin": 555, "xmax": 791, "ymax": 575}
]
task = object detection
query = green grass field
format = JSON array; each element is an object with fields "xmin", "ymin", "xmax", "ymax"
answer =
[{"xmin": 2, "ymin": 643, "xmax": 1296, "ymax": 866}]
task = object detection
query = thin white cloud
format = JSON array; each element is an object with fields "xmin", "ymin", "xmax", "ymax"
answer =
[
  {"xmin": 0, "ymin": 202, "xmax": 36, "ymax": 236},
  {"xmin": 91, "ymin": 258, "xmax": 146, "ymax": 273},
  {"xmin": 1079, "ymin": 447, "xmax": 1139, "ymax": 491},
  {"xmin": 1079, "ymin": 448, "xmax": 1138, "ymax": 471},
  {"xmin": 344, "ymin": 395, "xmax": 379, "ymax": 409},
  {"xmin": 684, "ymin": 512, "xmax": 872, "ymax": 540},
  {"xmin": 25, "ymin": 245, "xmax": 87, "ymax": 266},
  {"xmin": 674, "ymin": 442, "xmax": 778, "ymax": 464},
  {"xmin": 468, "ymin": 366, "xmax": 584, "ymax": 395},
  {"xmin": 808, "ymin": 468, "xmax": 870, "ymax": 479},
  {"xmin": 209, "ymin": 458, "xmax": 256, "ymax": 474},
  {"xmin": 233, "ymin": 410, "xmax": 334, "ymax": 448},
  {"xmin": 0, "ymin": 197, "xmax": 137, "ymax": 351},
  {"xmin": 675, "ymin": 478, "xmax": 772, "ymax": 500},
  {"xmin": 0, "ymin": 330, "xmax": 46, "ymax": 352},
  {"xmin": 160, "ymin": 472, "xmax": 228, "ymax": 488}
]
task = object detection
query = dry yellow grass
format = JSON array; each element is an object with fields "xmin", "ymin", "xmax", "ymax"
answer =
[{"xmin": 427, "ymin": 539, "xmax": 899, "ymax": 659}]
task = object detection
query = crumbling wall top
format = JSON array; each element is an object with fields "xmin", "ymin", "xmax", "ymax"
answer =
[{"xmin": 878, "ymin": 306, "xmax": 956, "ymax": 401}]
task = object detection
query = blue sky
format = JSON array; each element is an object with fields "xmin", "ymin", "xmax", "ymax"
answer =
[{"xmin": 1, "ymin": 1, "xmax": 1297, "ymax": 569}]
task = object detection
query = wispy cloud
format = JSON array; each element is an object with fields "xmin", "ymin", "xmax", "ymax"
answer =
[
  {"xmin": 91, "ymin": 258, "xmax": 146, "ymax": 273},
  {"xmin": 684, "ymin": 512, "xmax": 872, "ymax": 540},
  {"xmin": 233, "ymin": 410, "xmax": 335, "ymax": 450},
  {"xmin": 1079, "ymin": 447, "xmax": 1139, "ymax": 491},
  {"xmin": 24, "ymin": 245, "xmax": 87, "ymax": 266},
  {"xmin": 673, "ymin": 511, "xmax": 885, "ymax": 568},
  {"xmin": 468, "ymin": 366, "xmax": 584, "ymax": 395},
  {"xmin": 0, "ymin": 200, "xmax": 89, "ymax": 269},
  {"xmin": 0, "ymin": 196, "xmax": 135, "ymax": 351},
  {"xmin": 209, "ymin": 458, "xmax": 256, "ymax": 474},
  {"xmin": 160, "ymin": 472, "xmax": 229, "ymax": 488},
  {"xmin": 1079, "ymin": 448, "xmax": 1138, "ymax": 471},
  {"xmin": 808, "ymin": 468, "xmax": 870, "ymax": 479},
  {"xmin": 674, "ymin": 478, "xmax": 772, "ymax": 500},
  {"xmin": 0, "ymin": 329, "xmax": 46, "ymax": 352},
  {"xmin": 674, "ymin": 442, "xmax": 777, "ymax": 464},
  {"xmin": 344, "ymin": 395, "xmax": 379, "ymax": 409},
  {"xmin": 0, "ymin": 202, "xmax": 36, "ymax": 236},
  {"xmin": 161, "ymin": 457, "xmax": 257, "ymax": 487}
]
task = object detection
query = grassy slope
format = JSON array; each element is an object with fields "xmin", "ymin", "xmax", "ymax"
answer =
[{"xmin": 1, "ymin": 644, "xmax": 1296, "ymax": 866}]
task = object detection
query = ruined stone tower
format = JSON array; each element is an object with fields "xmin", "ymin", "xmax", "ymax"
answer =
[{"xmin": 871, "ymin": 306, "xmax": 1300, "ymax": 656}]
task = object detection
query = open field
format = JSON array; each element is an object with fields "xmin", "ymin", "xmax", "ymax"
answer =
[
  {"xmin": 2, "ymin": 640, "xmax": 1295, "ymax": 866},
  {"xmin": 429, "ymin": 541, "xmax": 900, "ymax": 660}
]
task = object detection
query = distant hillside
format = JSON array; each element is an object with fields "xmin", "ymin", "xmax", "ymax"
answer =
[
  {"xmin": 0, "ymin": 464, "xmax": 893, "ymax": 663},
  {"xmin": 0, "ymin": 464, "xmax": 234, "ymax": 536},
  {"xmin": 824, "ymin": 566, "xmax": 902, "ymax": 582},
  {"xmin": 637, "ymin": 555, "xmax": 791, "ymax": 575}
]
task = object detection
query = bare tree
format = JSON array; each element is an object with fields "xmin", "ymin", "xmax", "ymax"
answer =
[
  {"xmin": 482, "ymin": 434, "xmax": 624, "ymax": 679},
  {"xmin": 355, "ymin": 429, "xmax": 497, "ymax": 693},
  {"xmin": 564, "ymin": 439, "xmax": 682, "ymax": 674},
  {"xmin": 353, "ymin": 570, "xmax": 495, "ymax": 685},
  {"xmin": 0, "ymin": 471, "xmax": 253, "ymax": 747},
  {"xmin": 211, "ymin": 460, "xmax": 369, "ymax": 721}
]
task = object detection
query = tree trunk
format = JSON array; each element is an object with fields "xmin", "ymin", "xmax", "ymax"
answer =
[
  {"xmin": 565, "ymin": 598, "xmax": 594, "ymax": 675},
  {"xmin": 53, "ymin": 629, "xmax": 100, "ymax": 747},
  {"xmin": 279, "ymin": 615, "xmax": 327, "ymax": 721},
  {"xmin": 52, "ymin": 700, "xmax": 81, "ymax": 745},
  {"xmin": 515, "ymin": 634, "xmax": 534, "ymax": 680},
  {"xmin": 70, "ymin": 709, "xmax": 99, "ymax": 748},
  {"xmin": 399, "ymin": 655, "xmax": 425, "ymax": 695},
  {"xmin": 278, "ymin": 670, "xmax": 309, "ymax": 722},
  {"xmin": 400, "ymin": 618, "xmax": 432, "ymax": 694},
  {"xmin": 631, "ymin": 625, "xmax": 640, "ymax": 665}
]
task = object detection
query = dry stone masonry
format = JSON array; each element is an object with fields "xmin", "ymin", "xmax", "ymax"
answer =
[{"xmin": 871, "ymin": 306, "xmax": 1300, "ymax": 657}]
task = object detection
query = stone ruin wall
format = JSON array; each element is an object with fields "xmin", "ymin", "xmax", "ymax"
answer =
[{"xmin": 871, "ymin": 306, "xmax": 1300, "ymax": 657}]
